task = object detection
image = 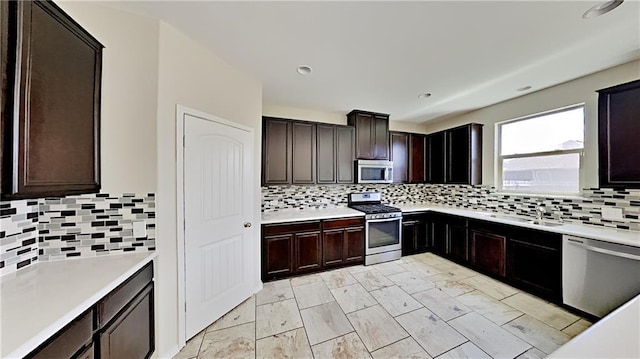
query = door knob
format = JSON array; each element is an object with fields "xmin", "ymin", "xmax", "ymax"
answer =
[{"xmin": 244, "ymin": 222, "xmax": 252, "ymax": 228}]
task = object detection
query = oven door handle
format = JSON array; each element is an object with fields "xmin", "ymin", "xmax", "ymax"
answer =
[
  {"xmin": 567, "ymin": 240, "xmax": 640, "ymax": 261},
  {"xmin": 366, "ymin": 217, "xmax": 402, "ymax": 223}
]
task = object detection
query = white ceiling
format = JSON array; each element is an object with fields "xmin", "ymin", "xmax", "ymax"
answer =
[{"xmin": 104, "ymin": 1, "xmax": 640, "ymax": 124}]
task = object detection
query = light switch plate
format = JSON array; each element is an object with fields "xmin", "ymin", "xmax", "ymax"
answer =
[
  {"xmin": 601, "ymin": 207, "xmax": 624, "ymax": 221},
  {"xmin": 133, "ymin": 221, "xmax": 147, "ymax": 238}
]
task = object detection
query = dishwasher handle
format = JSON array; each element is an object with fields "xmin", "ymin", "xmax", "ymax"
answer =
[{"xmin": 566, "ymin": 237, "xmax": 640, "ymax": 261}]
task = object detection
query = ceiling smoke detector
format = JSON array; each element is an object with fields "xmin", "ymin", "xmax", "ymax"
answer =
[
  {"xmin": 517, "ymin": 86, "xmax": 532, "ymax": 92},
  {"xmin": 418, "ymin": 93, "xmax": 432, "ymax": 99},
  {"xmin": 296, "ymin": 65, "xmax": 312, "ymax": 75},
  {"xmin": 583, "ymin": 0, "xmax": 624, "ymax": 19}
]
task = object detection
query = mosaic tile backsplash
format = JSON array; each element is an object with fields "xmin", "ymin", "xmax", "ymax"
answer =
[
  {"xmin": 262, "ymin": 184, "xmax": 640, "ymax": 232},
  {"xmin": 0, "ymin": 193, "xmax": 155, "ymax": 276}
]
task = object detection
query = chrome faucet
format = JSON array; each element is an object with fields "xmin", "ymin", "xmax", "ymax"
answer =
[
  {"xmin": 535, "ymin": 204, "xmax": 546, "ymax": 221},
  {"xmin": 552, "ymin": 205, "xmax": 564, "ymax": 223}
]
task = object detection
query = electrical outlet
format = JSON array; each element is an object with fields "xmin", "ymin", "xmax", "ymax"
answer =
[
  {"xmin": 133, "ymin": 221, "xmax": 147, "ymax": 238},
  {"xmin": 601, "ymin": 207, "xmax": 624, "ymax": 221},
  {"xmin": 469, "ymin": 198, "xmax": 479, "ymax": 204}
]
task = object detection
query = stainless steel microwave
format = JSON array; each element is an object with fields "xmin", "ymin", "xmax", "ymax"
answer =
[{"xmin": 356, "ymin": 160, "xmax": 394, "ymax": 183}]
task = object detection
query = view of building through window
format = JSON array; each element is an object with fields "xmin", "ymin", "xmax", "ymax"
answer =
[{"xmin": 498, "ymin": 106, "xmax": 584, "ymax": 194}]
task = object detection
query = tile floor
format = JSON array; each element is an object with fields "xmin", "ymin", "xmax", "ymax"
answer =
[{"xmin": 174, "ymin": 253, "xmax": 592, "ymax": 359}]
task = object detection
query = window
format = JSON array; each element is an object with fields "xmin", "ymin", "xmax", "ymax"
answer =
[{"xmin": 497, "ymin": 105, "xmax": 584, "ymax": 194}]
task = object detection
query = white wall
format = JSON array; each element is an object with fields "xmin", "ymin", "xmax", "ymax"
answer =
[
  {"xmin": 57, "ymin": 2, "xmax": 159, "ymax": 194},
  {"xmin": 263, "ymin": 103, "xmax": 426, "ymax": 133},
  {"xmin": 155, "ymin": 22, "xmax": 263, "ymax": 357},
  {"xmin": 423, "ymin": 60, "xmax": 640, "ymax": 187}
]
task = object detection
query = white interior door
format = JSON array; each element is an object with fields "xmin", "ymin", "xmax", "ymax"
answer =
[{"xmin": 183, "ymin": 113, "xmax": 254, "ymax": 339}]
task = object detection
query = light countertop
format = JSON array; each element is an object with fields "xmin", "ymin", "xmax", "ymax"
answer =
[
  {"xmin": 261, "ymin": 207, "xmax": 364, "ymax": 224},
  {"xmin": 549, "ymin": 294, "xmax": 640, "ymax": 358},
  {"xmin": 0, "ymin": 252, "xmax": 156, "ymax": 359}
]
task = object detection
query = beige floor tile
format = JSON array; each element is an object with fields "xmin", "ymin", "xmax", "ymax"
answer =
[
  {"xmin": 396, "ymin": 308, "xmax": 467, "ymax": 357},
  {"xmin": 353, "ymin": 269, "xmax": 394, "ymax": 291},
  {"xmin": 199, "ymin": 322, "xmax": 255, "ymax": 359},
  {"xmin": 412, "ymin": 288, "xmax": 471, "ymax": 321},
  {"xmin": 173, "ymin": 330, "xmax": 204, "ymax": 359},
  {"xmin": 449, "ymin": 312, "xmax": 531, "ymax": 358},
  {"xmin": 430, "ymin": 276, "xmax": 476, "ymax": 297},
  {"xmin": 321, "ymin": 269, "xmax": 358, "ymax": 289},
  {"xmin": 311, "ymin": 332, "xmax": 372, "ymax": 359},
  {"xmin": 371, "ymin": 337, "xmax": 432, "ymax": 359},
  {"xmin": 255, "ymin": 327, "xmax": 313, "ymax": 359},
  {"xmin": 346, "ymin": 264, "xmax": 375, "ymax": 274},
  {"xmin": 290, "ymin": 273, "xmax": 323, "ymax": 287},
  {"xmin": 257, "ymin": 279, "xmax": 295, "ymax": 305},
  {"xmin": 399, "ymin": 261, "xmax": 442, "ymax": 278},
  {"xmin": 432, "ymin": 263, "xmax": 477, "ymax": 281},
  {"xmin": 293, "ymin": 280, "xmax": 335, "ymax": 309},
  {"xmin": 256, "ymin": 298, "xmax": 303, "ymax": 339},
  {"xmin": 461, "ymin": 274, "xmax": 519, "ymax": 300},
  {"xmin": 387, "ymin": 271, "xmax": 436, "ymax": 294},
  {"xmin": 516, "ymin": 347, "xmax": 547, "ymax": 359},
  {"xmin": 372, "ymin": 260, "xmax": 407, "ymax": 276},
  {"xmin": 207, "ymin": 295, "xmax": 256, "ymax": 331},
  {"xmin": 414, "ymin": 253, "xmax": 448, "ymax": 266},
  {"xmin": 503, "ymin": 315, "xmax": 572, "ymax": 354},
  {"xmin": 300, "ymin": 301, "xmax": 353, "ymax": 345},
  {"xmin": 457, "ymin": 291, "xmax": 523, "ymax": 325},
  {"xmin": 437, "ymin": 342, "xmax": 490, "ymax": 359},
  {"xmin": 370, "ymin": 285, "xmax": 423, "ymax": 316},
  {"xmin": 501, "ymin": 292, "xmax": 580, "ymax": 330},
  {"xmin": 347, "ymin": 305, "xmax": 409, "ymax": 352},
  {"xmin": 331, "ymin": 283, "xmax": 379, "ymax": 313},
  {"xmin": 562, "ymin": 318, "xmax": 592, "ymax": 338}
]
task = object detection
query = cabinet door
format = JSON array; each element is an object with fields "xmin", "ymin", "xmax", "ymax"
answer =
[
  {"xmin": 430, "ymin": 217, "xmax": 447, "ymax": 255},
  {"xmin": 292, "ymin": 122, "xmax": 316, "ymax": 184},
  {"xmin": 344, "ymin": 227, "xmax": 364, "ymax": 264},
  {"xmin": 317, "ymin": 125, "xmax": 336, "ymax": 183},
  {"xmin": 323, "ymin": 229, "xmax": 345, "ymax": 267},
  {"xmin": 409, "ymin": 134, "xmax": 426, "ymax": 183},
  {"xmin": 445, "ymin": 125, "xmax": 470, "ymax": 184},
  {"xmin": 507, "ymin": 239, "xmax": 561, "ymax": 301},
  {"xmin": 373, "ymin": 114, "xmax": 390, "ymax": 159},
  {"xmin": 100, "ymin": 284, "xmax": 154, "ymax": 359},
  {"xmin": 354, "ymin": 113, "xmax": 373, "ymax": 159},
  {"xmin": 402, "ymin": 221, "xmax": 418, "ymax": 255},
  {"xmin": 263, "ymin": 234, "xmax": 294, "ymax": 278},
  {"xmin": 390, "ymin": 132, "xmax": 408, "ymax": 183},
  {"xmin": 336, "ymin": 126, "xmax": 355, "ymax": 183},
  {"xmin": 598, "ymin": 80, "xmax": 640, "ymax": 188},
  {"xmin": 470, "ymin": 230, "xmax": 506, "ymax": 277},
  {"xmin": 29, "ymin": 309, "xmax": 93, "ymax": 359},
  {"xmin": 262, "ymin": 118, "xmax": 291, "ymax": 185},
  {"xmin": 415, "ymin": 219, "xmax": 429, "ymax": 252},
  {"xmin": 2, "ymin": 1, "xmax": 102, "ymax": 199},
  {"xmin": 447, "ymin": 221, "xmax": 468, "ymax": 262},
  {"xmin": 428, "ymin": 132, "xmax": 445, "ymax": 184},
  {"xmin": 295, "ymin": 232, "xmax": 322, "ymax": 272}
]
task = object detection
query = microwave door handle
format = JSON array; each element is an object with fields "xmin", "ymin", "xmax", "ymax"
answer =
[{"xmin": 386, "ymin": 168, "xmax": 393, "ymax": 181}]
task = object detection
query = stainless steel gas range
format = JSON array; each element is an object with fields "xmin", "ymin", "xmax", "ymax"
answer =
[{"xmin": 348, "ymin": 192, "xmax": 402, "ymax": 265}]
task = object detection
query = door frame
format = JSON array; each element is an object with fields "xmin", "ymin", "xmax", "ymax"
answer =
[{"xmin": 175, "ymin": 105, "xmax": 255, "ymax": 347}]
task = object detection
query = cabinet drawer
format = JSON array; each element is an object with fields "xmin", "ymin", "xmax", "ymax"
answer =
[
  {"xmin": 76, "ymin": 342, "xmax": 94, "ymax": 359},
  {"xmin": 263, "ymin": 221, "xmax": 321, "ymax": 236},
  {"xmin": 29, "ymin": 309, "xmax": 93, "ymax": 359},
  {"xmin": 323, "ymin": 217, "xmax": 364, "ymax": 230},
  {"xmin": 98, "ymin": 262, "xmax": 153, "ymax": 328}
]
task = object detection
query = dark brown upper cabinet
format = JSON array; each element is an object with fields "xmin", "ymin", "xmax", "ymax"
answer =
[
  {"xmin": 317, "ymin": 124, "xmax": 355, "ymax": 184},
  {"xmin": 335, "ymin": 126, "xmax": 355, "ymax": 183},
  {"xmin": 409, "ymin": 134, "xmax": 426, "ymax": 183},
  {"xmin": 347, "ymin": 110, "xmax": 390, "ymax": 160},
  {"xmin": 445, "ymin": 123, "xmax": 482, "ymax": 185},
  {"xmin": 292, "ymin": 122, "xmax": 316, "ymax": 184},
  {"xmin": 1, "ymin": 0, "xmax": 103, "ymax": 200},
  {"xmin": 262, "ymin": 117, "xmax": 292, "ymax": 185},
  {"xmin": 428, "ymin": 132, "xmax": 445, "ymax": 184},
  {"xmin": 390, "ymin": 132, "xmax": 408, "ymax": 183},
  {"xmin": 597, "ymin": 79, "xmax": 640, "ymax": 188}
]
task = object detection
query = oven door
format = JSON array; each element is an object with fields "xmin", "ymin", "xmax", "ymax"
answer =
[{"xmin": 365, "ymin": 217, "xmax": 402, "ymax": 255}]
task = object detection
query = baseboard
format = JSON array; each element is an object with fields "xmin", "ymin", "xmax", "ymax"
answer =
[{"xmin": 158, "ymin": 344, "xmax": 180, "ymax": 359}]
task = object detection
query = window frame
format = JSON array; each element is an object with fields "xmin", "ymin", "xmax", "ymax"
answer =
[{"xmin": 495, "ymin": 104, "xmax": 585, "ymax": 196}]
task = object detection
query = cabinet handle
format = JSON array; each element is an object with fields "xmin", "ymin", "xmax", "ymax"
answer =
[{"xmin": 244, "ymin": 222, "xmax": 252, "ymax": 228}]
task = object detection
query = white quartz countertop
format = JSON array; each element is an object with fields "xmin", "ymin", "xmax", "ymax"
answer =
[
  {"xmin": 548, "ymin": 294, "xmax": 640, "ymax": 358},
  {"xmin": 261, "ymin": 207, "xmax": 364, "ymax": 224},
  {"xmin": 0, "ymin": 252, "xmax": 156, "ymax": 359},
  {"xmin": 398, "ymin": 203, "xmax": 640, "ymax": 248}
]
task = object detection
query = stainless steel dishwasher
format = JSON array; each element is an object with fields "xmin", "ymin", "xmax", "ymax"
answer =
[{"xmin": 563, "ymin": 235, "xmax": 640, "ymax": 318}]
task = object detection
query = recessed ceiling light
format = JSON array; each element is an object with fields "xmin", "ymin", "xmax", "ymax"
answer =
[
  {"xmin": 517, "ymin": 86, "xmax": 532, "ymax": 92},
  {"xmin": 418, "ymin": 93, "xmax": 432, "ymax": 99},
  {"xmin": 296, "ymin": 65, "xmax": 312, "ymax": 75},
  {"xmin": 582, "ymin": 0, "xmax": 624, "ymax": 19}
]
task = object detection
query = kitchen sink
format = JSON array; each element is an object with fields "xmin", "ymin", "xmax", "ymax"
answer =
[
  {"xmin": 487, "ymin": 214, "xmax": 563, "ymax": 227},
  {"xmin": 526, "ymin": 220, "xmax": 564, "ymax": 227}
]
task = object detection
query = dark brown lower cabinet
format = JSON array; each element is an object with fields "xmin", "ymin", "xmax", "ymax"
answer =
[
  {"xmin": 402, "ymin": 213, "xmax": 428, "ymax": 255},
  {"xmin": 447, "ymin": 218, "xmax": 468, "ymax": 262},
  {"xmin": 26, "ymin": 262, "xmax": 155, "ymax": 359},
  {"xmin": 295, "ymin": 232, "xmax": 322, "ymax": 272},
  {"xmin": 430, "ymin": 214, "xmax": 448, "ymax": 255},
  {"xmin": 322, "ymin": 218, "xmax": 365, "ymax": 268},
  {"xmin": 470, "ymin": 229, "xmax": 506, "ymax": 277}
]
